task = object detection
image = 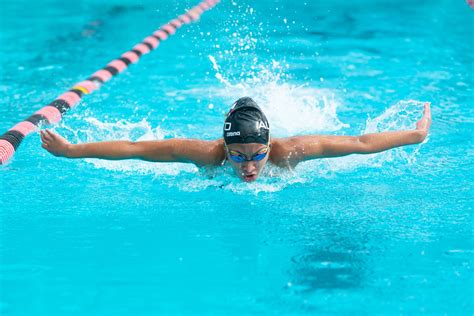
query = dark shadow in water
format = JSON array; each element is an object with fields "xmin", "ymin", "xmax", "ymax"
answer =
[
  {"xmin": 55, "ymin": 4, "xmax": 145, "ymax": 43},
  {"xmin": 283, "ymin": 211, "xmax": 372, "ymax": 293},
  {"xmin": 107, "ymin": 5, "xmax": 145, "ymax": 16},
  {"xmin": 29, "ymin": 4, "xmax": 146, "ymax": 65},
  {"xmin": 288, "ymin": 248, "xmax": 364, "ymax": 292},
  {"xmin": 304, "ymin": 9, "xmax": 412, "ymax": 56}
]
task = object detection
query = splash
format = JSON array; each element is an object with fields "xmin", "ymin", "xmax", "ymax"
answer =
[
  {"xmin": 56, "ymin": 117, "xmax": 197, "ymax": 176},
  {"xmin": 207, "ymin": 55, "xmax": 349, "ymax": 135},
  {"xmin": 203, "ymin": 9, "xmax": 429, "ymax": 179},
  {"xmin": 364, "ymin": 100, "xmax": 426, "ymax": 134},
  {"xmin": 199, "ymin": 2, "xmax": 351, "ymax": 136},
  {"xmin": 177, "ymin": 164, "xmax": 309, "ymax": 195},
  {"xmin": 317, "ymin": 100, "xmax": 427, "ymax": 173}
]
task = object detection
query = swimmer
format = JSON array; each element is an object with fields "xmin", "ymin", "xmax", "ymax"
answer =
[{"xmin": 40, "ymin": 97, "xmax": 431, "ymax": 182}]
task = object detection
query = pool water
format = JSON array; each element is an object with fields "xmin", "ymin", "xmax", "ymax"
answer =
[{"xmin": 1, "ymin": 0, "xmax": 473, "ymax": 314}]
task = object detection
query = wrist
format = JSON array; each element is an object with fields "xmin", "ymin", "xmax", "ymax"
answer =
[
  {"xmin": 413, "ymin": 129, "xmax": 427, "ymax": 143},
  {"xmin": 65, "ymin": 144, "xmax": 74, "ymax": 158}
]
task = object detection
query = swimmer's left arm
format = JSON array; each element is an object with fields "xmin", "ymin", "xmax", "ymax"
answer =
[
  {"xmin": 40, "ymin": 129, "xmax": 225, "ymax": 167},
  {"xmin": 274, "ymin": 102, "xmax": 431, "ymax": 166}
]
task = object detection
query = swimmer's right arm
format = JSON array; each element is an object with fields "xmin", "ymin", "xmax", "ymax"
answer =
[{"xmin": 40, "ymin": 130, "xmax": 225, "ymax": 166}]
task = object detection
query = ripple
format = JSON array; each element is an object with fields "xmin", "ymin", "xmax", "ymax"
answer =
[{"xmin": 444, "ymin": 249, "xmax": 474, "ymax": 260}]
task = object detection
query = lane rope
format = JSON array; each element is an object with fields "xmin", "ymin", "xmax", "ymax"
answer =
[{"xmin": 0, "ymin": 0, "xmax": 220, "ymax": 165}]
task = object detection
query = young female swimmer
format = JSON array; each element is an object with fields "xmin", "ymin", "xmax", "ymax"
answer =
[{"xmin": 41, "ymin": 97, "xmax": 431, "ymax": 182}]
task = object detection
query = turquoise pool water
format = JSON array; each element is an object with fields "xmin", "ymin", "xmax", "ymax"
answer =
[{"xmin": 1, "ymin": 0, "xmax": 473, "ymax": 314}]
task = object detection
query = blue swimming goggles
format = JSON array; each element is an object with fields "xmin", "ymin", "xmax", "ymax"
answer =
[{"xmin": 225, "ymin": 145, "xmax": 269, "ymax": 163}]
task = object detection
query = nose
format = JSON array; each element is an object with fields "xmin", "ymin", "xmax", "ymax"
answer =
[{"xmin": 241, "ymin": 161, "xmax": 257, "ymax": 172}]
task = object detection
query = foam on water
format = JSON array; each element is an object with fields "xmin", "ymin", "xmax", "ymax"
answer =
[{"xmin": 177, "ymin": 164, "xmax": 309, "ymax": 194}]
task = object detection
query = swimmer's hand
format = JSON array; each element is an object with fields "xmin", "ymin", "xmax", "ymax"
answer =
[
  {"xmin": 415, "ymin": 102, "xmax": 431, "ymax": 141},
  {"xmin": 40, "ymin": 129, "xmax": 72, "ymax": 157}
]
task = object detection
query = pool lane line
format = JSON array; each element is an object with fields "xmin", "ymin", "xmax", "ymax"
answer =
[{"xmin": 0, "ymin": 0, "xmax": 220, "ymax": 165}]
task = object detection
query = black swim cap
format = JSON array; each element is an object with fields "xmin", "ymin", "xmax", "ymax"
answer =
[{"xmin": 223, "ymin": 97, "xmax": 270, "ymax": 145}]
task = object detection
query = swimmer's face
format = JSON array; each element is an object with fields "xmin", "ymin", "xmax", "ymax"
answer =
[{"xmin": 225, "ymin": 143, "xmax": 270, "ymax": 182}]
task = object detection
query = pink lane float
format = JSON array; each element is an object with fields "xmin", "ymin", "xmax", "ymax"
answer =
[{"xmin": 0, "ymin": 0, "xmax": 220, "ymax": 165}]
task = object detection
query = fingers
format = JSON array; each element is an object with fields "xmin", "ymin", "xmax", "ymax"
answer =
[
  {"xmin": 40, "ymin": 130, "xmax": 53, "ymax": 143},
  {"xmin": 423, "ymin": 102, "xmax": 431, "ymax": 117},
  {"xmin": 419, "ymin": 102, "xmax": 431, "ymax": 125},
  {"xmin": 417, "ymin": 102, "xmax": 432, "ymax": 132},
  {"xmin": 40, "ymin": 132, "xmax": 51, "ymax": 151},
  {"xmin": 423, "ymin": 103, "xmax": 432, "ymax": 127},
  {"xmin": 40, "ymin": 129, "xmax": 58, "ymax": 149},
  {"xmin": 45, "ymin": 129, "xmax": 56, "ymax": 140},
  {"xmin": 423, "ymin": 102, "xmax": 431, "ymax": 121},
  {"xmin": 40, "ymin": 131, "xmax": 49, "ymax": 144},
  {"xmin": 40, "ymin": 131, "xmax": 50, "ymax": 151}
]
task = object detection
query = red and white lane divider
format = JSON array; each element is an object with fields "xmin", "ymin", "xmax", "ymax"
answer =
[{"xmin": 0, "ymin": 0, "xmax": 220, "ymax": 165}]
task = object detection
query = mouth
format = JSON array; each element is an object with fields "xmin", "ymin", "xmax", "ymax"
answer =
[{"xmin": 242, "ymin": 173, "xmax": 257, "ymax": 182}]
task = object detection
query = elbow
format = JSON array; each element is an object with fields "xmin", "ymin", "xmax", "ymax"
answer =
[
  {"xmin": 128, "ymin": 141, "xmax": 147, "ymax": 159},
  {"xmin": 355, "ymin": 137, "xmax": 371, "ymax": 154},
  {"xmin": 128, "ymin": 141, "xmax": 140, "ymax": 150}
]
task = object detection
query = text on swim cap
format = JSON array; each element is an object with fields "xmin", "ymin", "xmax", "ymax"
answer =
[
  {"xmin": 257, "ymin": 120, "xmax": 269, "ymax": 130},
  {"xmin": 226, "ymin": 131, "xmax": 241, "ymax": 137}
]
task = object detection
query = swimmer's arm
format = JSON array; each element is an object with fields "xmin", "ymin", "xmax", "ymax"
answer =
[
  {"xmin": 40, "ymin": 130, "xmax": 225, "ymax": 166},
  {"xmin": 274, "ymin": 102, "xmax": 431, "ymax": 165}
]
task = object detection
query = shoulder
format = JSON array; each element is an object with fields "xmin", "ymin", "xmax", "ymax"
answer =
[
  {"xmin": 270, "ymin": 136, "xmax": 318, "ymax": 154},
  {"xmin": 172, "ymin": 138, "xmax": 225, "ymax": 166},
  {"xmin": 196, "ymin": 138, "xmax": 226, "ymax": 166},
  {"xmin": 268, "ymin": 137, "xmax": 301, "ymax": 168},
  {"xmin": 269, "ymin": 136, "xmax": 324, "ymax": 167}
]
